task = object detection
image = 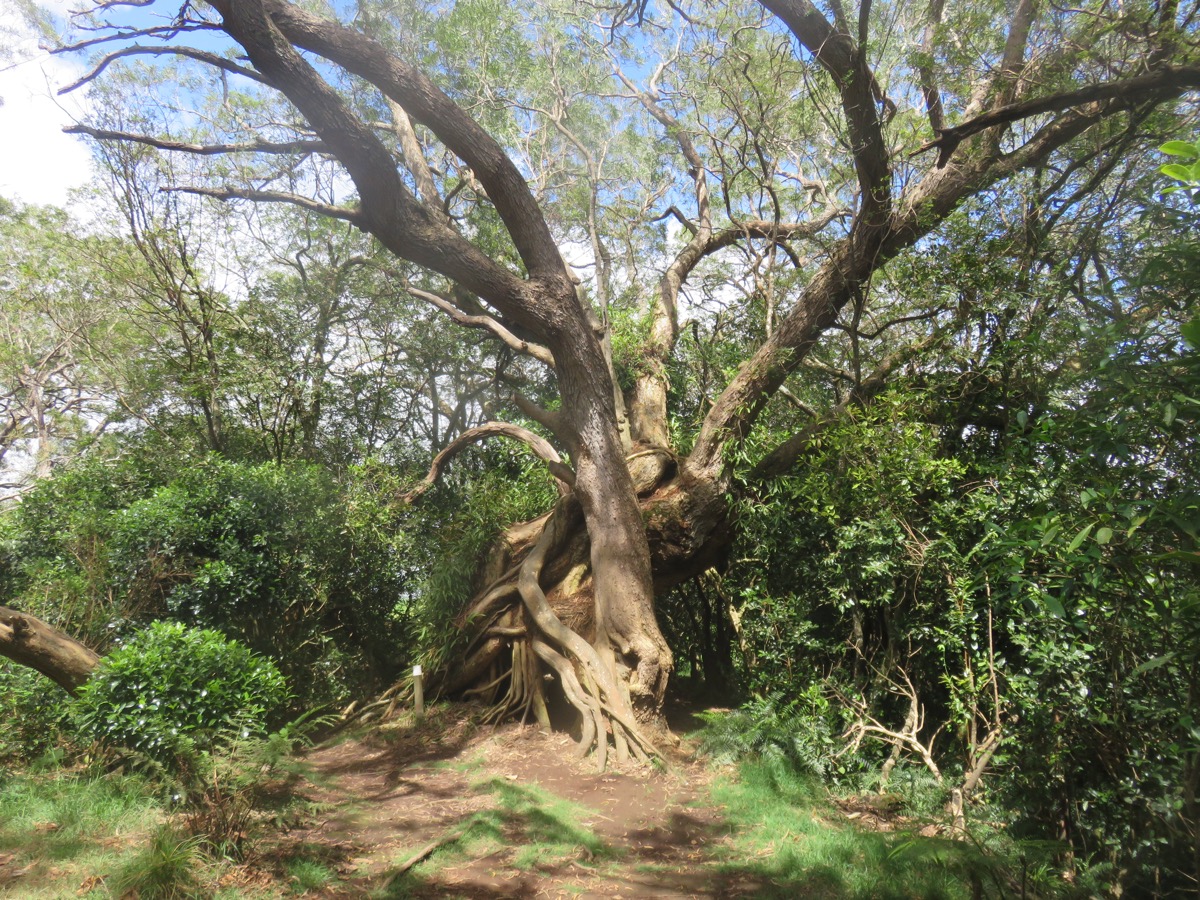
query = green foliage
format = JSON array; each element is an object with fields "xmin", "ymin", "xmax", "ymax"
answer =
[
  {"xmin": 697, "ymin": 689, "xmax": 858, "ymax": 782},
  {"xmin": 5, "ymin": 448, "xmax": 413, "ymax": 704},
  {"xmin": 399, "ymin": 456, "xmax": 558, "ymax": 671},
  {"xmin": 1159, "ymin": 138, "xmax": 1200, "ymax": 197},
  {"xmin": 0, "ymin": 665, "xmax": 72, "ymax": 767},
  {"xmin": 720, "ymin": 327, "xmax": 1199, "ymax": 890},
  {"xmin": 71, "ymin": 622, "xmax": 288, "ymax": 763}
]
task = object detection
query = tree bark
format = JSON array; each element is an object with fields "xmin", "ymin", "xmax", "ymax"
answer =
[{"xmin": 0, "ymin": 606, "xmax": 100, "ymax": 695}]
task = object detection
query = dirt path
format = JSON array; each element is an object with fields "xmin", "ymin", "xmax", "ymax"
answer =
[{"xmin": 270, "ymin": 705, "xmax": 768, "ymax": 898}]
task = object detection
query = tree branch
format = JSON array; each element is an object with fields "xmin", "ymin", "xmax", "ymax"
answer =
[
  {"xmin": 917, "ymin": 65, "xmax": 1200, "ymax": 168},
  {"xmin": 402, "ymin": 421, "xmax": 575, "ymax": 503},
  {"xmin": 64, "ymin": 125, "xmax": 325, "ymax": 157},
  {"xmin": 206, "ymin": 0, "xmax": 534, "ymax": 317},
  {"xmin": 162, "ymin": 185, "xmax": 361, "ymax": 221},
  {"xmin": 49, "ymin": 23, "xmax": 220, "ymax": 57},
  {"xmin": 245, "ymin": 0, "xmax": 567, "ymax": 280},
  {"xmin": 758, "ymin": 0, "xmax": 892, "ymax": 223},
  {"xmin": 919, "ymin": 0, "xmax": 947, "ymax": 134},
  {"xmin": 0, "ymin": 606, "xmax": 99, "ymax": 695},
  {"xmin": 58, "ymin": 44, "xmax": 272, "ymax": 95},
  {"xmin": 405, "ymin": 286, "xmax": 556, "ymax": 368}
]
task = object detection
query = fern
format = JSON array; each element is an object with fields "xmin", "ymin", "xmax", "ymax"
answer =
[{"xmin": 697, "ymin": 689, "xmax": 853, "ymax": 781}]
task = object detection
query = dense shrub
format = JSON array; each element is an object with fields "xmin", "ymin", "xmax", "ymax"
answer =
[
  {"xmin": 3, "ymin": 450, "xmax": 413, "ymax": 705},
  {"xmin": 0, "ymin": 665, "xmax": 72, "ymax": 767},
  {"xmin": 713, "ymin": 372, "xmax": 1199, "ymax": 892},
  {"xmin": 72, "ymin": 622, "xmax": 288, "ymax": 761}
]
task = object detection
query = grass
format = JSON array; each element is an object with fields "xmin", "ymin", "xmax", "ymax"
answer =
[
  {"xmin": 478, "ymin": 777, "xmax": 612, "ymax": 869},
  {"xmin": 284, "ymin": 855, "xmax": 336, "ymax": 893},
  {"xmin": 0, "ymin": 767, "xmax": 167, "ymax": 897},
  {"xmin": 377, "ymin": 772, "xmax": 615, "ymax": 893},
  {"xmin": 2, "ymin": 716, "xmax": 1057, "ymax": 900},
  {"xmin": 0, "ymin": 766, "xmax": 306, "ymax": 899},
  {"xmin": 108, "ymin": 826, "xmax": 207, "ymax": 899},
  {"xmin": 707, "ymin": 755, "xmax": 1009, "ymax": 899}
]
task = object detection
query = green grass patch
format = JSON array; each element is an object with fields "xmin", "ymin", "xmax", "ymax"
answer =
[
  {"xmin": 108, "ymin": 826, "xmax": 207, "ymax": 899},
  {"xmin": 708, "ymin": 756, "xmax": 1008, "ymax": 899},
  {"xmin": 425, "ymin": 751, "xmax": 486, "ymax": 774},
  {"xmin": 0, "ymin": 768, "xmax": 160, "ymax": 853},
  {"xmin": 474, "ymin": 777, "xmax": 612, "ymax": 869},
  {"xmin": 380, "ymin": 774, "xmax": 615, "ymax": 891},
  {"xmin": 0, "ymin": 768, "xmax": 167, "ymax": 897},
  {"xmin": 284, "ymin": 855, "xmax": 336, "ymax": 893}
]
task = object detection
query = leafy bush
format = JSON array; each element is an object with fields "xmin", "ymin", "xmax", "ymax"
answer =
[
  {"xmin": 0, "ymin": 665, "xmax": 72, "ymax": 767},
  {"xmin": 4, "ymin": 450, "xmax": 413, "ymax": 705},
  {"xmin": 718, "ymin": 368, "xmax": 1200, "ymax": 891},
  {"xmin": 71, "ymin": 622, "xmax": 288, "ymax": 762}
]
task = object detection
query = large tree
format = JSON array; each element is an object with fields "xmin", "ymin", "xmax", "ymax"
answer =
[{"xmin": 31, "ymin": 0, "xmax": 1200, "ymax": 764}]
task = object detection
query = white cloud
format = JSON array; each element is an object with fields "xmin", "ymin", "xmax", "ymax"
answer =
[{"xmin": 0, "ymin": 8, "xmax": 92, "ymax": 208}]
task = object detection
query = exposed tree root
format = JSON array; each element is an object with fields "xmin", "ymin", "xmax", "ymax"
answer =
[
  {"xmin": 501, "ymin": 498, "xmax": 659, "ymax": 769},
  {"xmin": 341, "ymin": 461, "xmax": 732, "ymax": 765}
]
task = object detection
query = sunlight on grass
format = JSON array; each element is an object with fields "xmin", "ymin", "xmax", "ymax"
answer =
[
  {"xmin": 709, "ymin": 756, "xmax": 1001, "ymax": 899},
  {"xmin": 283, "ymin": 855, "xmax": 336, "ymax": 893},
  {"xmin": 0, "ymin": 769, "xmax": 168, "ymax": 897},
  {"xmin": 475, "ymin": 777, "xmax": 613, "ymax": 868},
  {"xmin": 376, "ymin": 773, "xmax": 615, "ymax": 895}
]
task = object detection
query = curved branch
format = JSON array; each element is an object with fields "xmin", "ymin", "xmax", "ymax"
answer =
[
  {"xmin": 512, "ymin": 392, "xmax": 566, "ymax": 439},
  {"xmin": 64, "ymin": 125, "xmax": 325, "ymax": 157},
  {"xmin": 705, "ymin": 212, "xmax": 849, "ymax": 264},
  {"xmin": 403, "ymin": 421, "xmax": 575, "ymax": 503},
  {"xmin": 162, "ymin": 185, "xmax": 361, "ymax": 222},
  {"xmin": 245, "ymin": 0, "xmax": 566, "ymax": 279},
  {"xmin": 208, "ymin": 0, "xmax": 533, "ymax": 318},
  {"xmin": 58, "ymin": 44, "xmax": 272, "ymax": 95},
  {"xmin": 406, "ymin": 286, "xmax": 555, "ymax": 368},
  {"xmin": 916, "ymin": 65, "xmax": 1200, "ymax": 168}
]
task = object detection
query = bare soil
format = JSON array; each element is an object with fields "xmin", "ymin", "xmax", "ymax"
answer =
[{"xmin": 260, "ymin": 704, "xmax": 772, "ymax": 899}]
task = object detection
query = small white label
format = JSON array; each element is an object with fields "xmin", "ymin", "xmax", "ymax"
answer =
[{"xmin": 413, "ymin": 665, "xmax": 423, "ymax": 677}]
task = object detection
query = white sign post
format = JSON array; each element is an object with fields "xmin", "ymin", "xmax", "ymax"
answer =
[{"xmin": 413, "ymin": 665, "xmax": 424, "ymax": 719}]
